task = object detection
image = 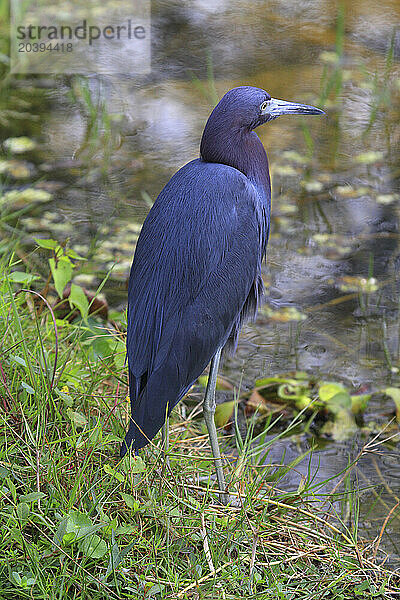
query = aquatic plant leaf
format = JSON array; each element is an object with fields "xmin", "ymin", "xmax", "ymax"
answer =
[
  {"xmin": 319, "ymin": 383, "xmax": 351, "ymax": 412},
  {"xmin": 354, "ymin": 151, "xmax": 383, "ymax": 164},
  {"xmin": 384, "ymin": 388, "xmax": 400, "ymax": 422},
  {"xmin": 321, "ymin": 408, "xmax": 357, "ymax": 441},
  {"xmin": 376, "ymin": 194, "xmax": 399, "ymax": 205},
  {"xmin": 301, "ymin": 179, "xmax": 323, "ymax": 193},
  {"xmin": 351, "ymin": 393, "xmax": 371, "ymax": 414},
  {"xmin": 1, "ymin": 188, "xmax": 52, "ymax": 207},
  {"xmin": 0, "ymin": 159, "xmax": 31, "ymax": 178},
  {"xmin": 214, "ymin": 401, "xmax": 235, "ymax": 427},
  {"xmin": 3, "ymin": 136, "xmax": 36, "ymax": 153},
  {"xmin": 261, "ymin": 306, "xmax": 307, "ymax": 322}
]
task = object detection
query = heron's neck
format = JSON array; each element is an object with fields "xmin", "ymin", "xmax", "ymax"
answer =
[{"xmin": 200, "ymin": 125, "xmax": 271, "ymax": 202}]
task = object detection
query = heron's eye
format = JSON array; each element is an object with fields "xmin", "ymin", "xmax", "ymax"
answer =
[{"xmin": 260, "ymin": 100, "xmax": 271, "ymax": 111}]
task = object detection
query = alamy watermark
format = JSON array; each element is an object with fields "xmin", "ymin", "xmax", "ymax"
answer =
[{"xmin": 10, "ymin": 0, "xmax": 151, "ymax": 75}]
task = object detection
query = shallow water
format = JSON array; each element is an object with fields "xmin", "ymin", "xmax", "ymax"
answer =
[{"xmin": 1, "ymin": 0, "xmax": 400, "ymax": 564}]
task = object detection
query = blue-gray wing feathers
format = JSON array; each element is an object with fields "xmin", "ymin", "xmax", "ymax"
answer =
[{"xmin": 122, "ymin": 159, "xmax": 269, "ymax": 453}]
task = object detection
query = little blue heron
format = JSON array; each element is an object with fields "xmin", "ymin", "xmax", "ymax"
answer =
[{"xmin": 121, "ymin": 86, "xmax": 323, "ymax": 503}]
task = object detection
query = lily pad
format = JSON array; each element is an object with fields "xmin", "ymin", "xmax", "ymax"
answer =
[
  {"xmin": 336, "ymin": 276, "xmax": 378, "ymax": 293},
  {"xmin": 319, "ymin": 382, "xmax": 352, "ymax": 413},
  {"xmin": 261, "ymin": 306, "xmax": 307, "ymax": 322},
  {"xmin": 0, "ymin": 159, "xmax": 32, "ymax": 179},
  {"xmin": 376, "ymin": 194, "xmax": 399, "ymax": 205},
  {"xmin": 354, "ymin": 151, "xmax": 383, "ymax": 165},
  {"xmin": 3, "ymin": 136, "xmax": 36, "ymax": 153},
  {"xmin": 1, "ymin": 188, "xmax": 52, "ymax": 207},
  {"xmin": 335, "ymin": 185, "xmax": 370, "ymax": 198},
  {"xmin": 301, "ymin": 180, "xmax": 323, "ymax": 193},
  {"xmin": 384, "ymin": 388, "xmax": 400, "ymax": 422}
]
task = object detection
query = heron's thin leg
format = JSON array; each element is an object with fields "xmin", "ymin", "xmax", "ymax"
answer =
[
  {"xmin": 203, "ymin": 348, "xmax": 229, "ymax": 505},
  {"xmin": 162, "ymin": 417, "xmax": 170, "ymax": 468}
]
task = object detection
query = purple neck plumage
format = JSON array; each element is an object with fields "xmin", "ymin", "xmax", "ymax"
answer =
[{"xmin": 200, "ymin": 112, "xmax": 271, "ymax": 202}]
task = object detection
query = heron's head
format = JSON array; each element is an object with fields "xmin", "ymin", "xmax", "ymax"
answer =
[{"xmin": 209, "ymin": 86, "xmax": 324, "ymax": 131}]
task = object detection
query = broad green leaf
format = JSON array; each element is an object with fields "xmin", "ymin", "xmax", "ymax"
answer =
[
  {"xmin": 66, "ymin": 248, "xmax": 85, "ymax": 260},
  {"xmin": 66, "ymin": 511, "xmax": 92, "ymax": 533},
  {"xmin": 11, "ymin": 355, "xmax": 27, "ymax": 368},
  {"xmin": 50, "ymin": 256, "xmax": 73, "ymax": 298},
  {"xmin": 351, "ymin": 393, "xmax": 371, "ymax": 414},
  {"xmin": 147, "ymin": 584, "xmax": 165, "ymax": 597},
  {"xmin": 120, "ymin": 492, "xmax": 137, "ymax": 510},
  {"xmin": 16, "ymin": 502, "xmax": 30, "ymax": 524},
  {"xmin": 8, "ymin": 271, "xmax": 39, "ymax": 284},
  {"xmin": 21, "ymin": 381, "xmax": 35, "ymax": 395},
  {"xmin": 69, "ymin": 283, "xmax": 89, "ymax": 319},
  {"xmin": 104, "ymin": 464, "xmax": 125, "ymax": 482},
  {"xmin": 66, "ymin": 409, "xmax": 87, "ymax": 427},
  {"xmin": 214, "ymin": 400, "xmax": 235, "ymax": 427},
  {"xmin": 113, "ymin": 341, "xmax": 127, "ymax": 370},
  {"xmin": 121, "ymin": 455, "xmax": 146, "ymax": 474},
  {"xmin": 62, "ymin": 531, "xmax": 76, "ymax": 545},
  {"xmin": 34, "ymin": 238, "xmax": 58, "ymax": 250},
  {"xmin": 19, "ymin": 492, "xmax": 46, "ymax": 503},
  {"xmin": 79, "ymin": 533, "xmax": 108, "ymax": 558},
  {"xmin": 197, "ymin": 375, "xmax": 231, "ymax": 390},
  {"xmin": 319, "ymin": 383, "xmax": 351, "ymax": 412},
  {"xmin": 294, "ymin": 395, "xmax": 313, "ymax": 410}
]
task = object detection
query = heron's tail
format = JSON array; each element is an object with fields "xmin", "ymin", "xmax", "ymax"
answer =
[{"xmin": 120, "ymin": 361, "xmax": 182, "ymax": 456}]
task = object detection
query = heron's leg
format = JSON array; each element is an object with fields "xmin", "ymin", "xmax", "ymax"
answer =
[
  {"xmin": 162, "ymin": 417, "xmax": 170, "ymax": 468},
  {"xmin": 203, "ymin": 348, "xmax": 229, "ymax": 505}
]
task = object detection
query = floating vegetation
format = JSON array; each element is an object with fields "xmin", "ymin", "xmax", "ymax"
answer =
[
  {"xmin": 312, "ymin": 233, "xmax": 354, "ymax": 259},
  {"xmin": 354, "ymin": 151, "xmax": 384, "ymax": 165},
  {"xmin": 244, "ymin": 373, "xmax": 377, "ymax": 441},
  {"xmin": 260, "ymin": 305, "xmax": 307, "ymax": 323},
  {"xmin": 301, "ymin": 179, "xmax": 324, "ymax": 193},
  {"xmin": 0, "ymin": 159, "xmax": 34, "ymax": 179},
  {"xmin": 272, "ymin": 164, "xmax": 299, "ymax": 177},
  {"xmin": 0, "ymin": 188, "xmax": 52, "ymax": 208},
  {"xmin": 376, "ymin": 193, "xmax": 399, "ymax": 205},
  {"xmin": 336, "ymin": 275, "xmax": 379, "ymax": 294},
  {"xmin": 334, "ymin": 184, "xmax": 370, "ymax": 198},
  {"xmin": 3, "ymin": 136, "xmax": 37, "ymax": 153}
]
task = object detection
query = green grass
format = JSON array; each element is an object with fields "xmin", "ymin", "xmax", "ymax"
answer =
[{"xmin": 0, "ymin": 248, "xmax": 399, "ymax": 599}]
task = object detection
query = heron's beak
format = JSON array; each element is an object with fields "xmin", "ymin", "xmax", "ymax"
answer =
[{"xmin": 264, "ymin": 98, "xmax": 325, "ymax": 119}]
